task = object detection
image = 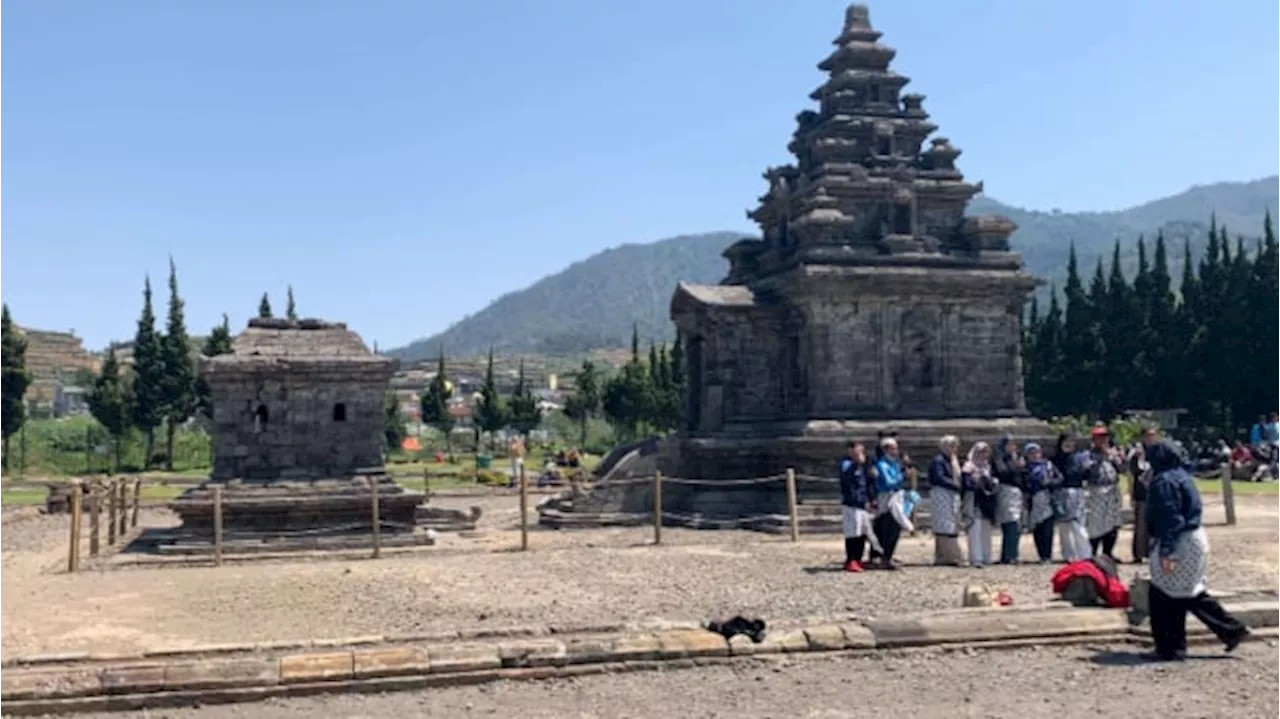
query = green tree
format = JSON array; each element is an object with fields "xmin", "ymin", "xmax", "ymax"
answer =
[
  {"xmin": 420, "ymin": 350, "xmax": 455, "ymax": 450},
  {"xmin": 507, "ymin": 358, "xmax": 542, "ymax": 437},
  {"xmin": 86, "ymin": 348, "xmax": 132, "ymax": 472},
  {"xmin": 131, "ymin": 277, "xmax": 166, "ymax": 469},
  {"xmin": 286, "ymin": 285, "xmax": 298, "ymax": 321},
  {"xmin": 0, "ymin": 304, "xmax": 31, "ymax": 471},
  {"xmin": 383, "ymin": 392, "xmax": 405, "ymax": 452},
  {"xmin": 603, "ymin": 328, "xmax": 654, "ymax": 441},
  {"xmin": 563, "ymin": 359, "xmax": 602, "ymax": 446},
  {"xmin": 258, "ymin": 293, "xmax": 273, "ymax": 319},
  {"xmin": 196, "ymin": 314, "xmax": 234, "ymax": 418},
  {"xmin": 160, "ymin": 258, "xmax": 198, "ymax": 470},
  {"xmin": 1102, "ymin": 240, "xmax": 1137, "ymax": 415},
  {"xmin": 473, "ymin": 347, "xmax": 507, "ymax": 450}
]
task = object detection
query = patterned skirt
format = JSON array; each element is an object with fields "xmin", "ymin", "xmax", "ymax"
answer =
[
  {"xmin": 1028, "ymin": 490, "xmax": 1054, "ymax": 527},
  {"xmin": 997, "ymin": 485, "xmax": 1023, "ymax": 526},
  {"xmin": 931, "ymin": 488, "xmax": 962, "ymax": 536},
  {"xmin": 1053, "ymin": 487, "xmax": 1085, "ymax": 524},
  {"xmin": 1085, "ymin": 483, "xmax": 1123, "ymax": 539},
  {"xmin": 1149, "ymin": 527, "xmax": 1209, "ymax": 598}
]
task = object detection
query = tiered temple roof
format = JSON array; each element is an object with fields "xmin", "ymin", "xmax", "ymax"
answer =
[{"xmin": 734, "ymin": 4, "xmax": 1017, "ymax": 283}]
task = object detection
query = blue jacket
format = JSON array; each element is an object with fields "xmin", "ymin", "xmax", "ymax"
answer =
[
  {"xmin": 927, "ymin": 453, "xmax": 961, "ymax": 493},
  {"xmin": 1026, "ymin": 459, "xmax": 1051, "ymax": 493},
  {"xmin": 874, "ymin": 457, "xmax": 905, "ymax": 494},
  {"xmin": 839, "ymin": 457, "xmax": 872, "ymax": 509},
  {"xmin": 1051, "ymin": 450, "xmax": 1088, "ymax": 489},
  {"xmin": 1144, "ymin": 442, "xmax": 1203, "ymax": 558}
]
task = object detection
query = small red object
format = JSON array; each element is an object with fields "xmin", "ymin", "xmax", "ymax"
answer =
[
  {"xmin": 434, "ymin": 452, "xmax": 445, "ymax": 463},
  {"xmin": 844, "ymin": 560, "xmax": 864, "ymax": 573},
  {"xmin": 996, "ymin": 591, "xmax": 1013, "ymax": 606}
]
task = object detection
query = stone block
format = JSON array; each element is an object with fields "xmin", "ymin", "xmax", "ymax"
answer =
[
  {"xmin": 867, "ymin": 607, "xmax": 1130, "ymax": 648},
  {"xmin": 101, "ymin": 666, "xmax": 167, "ymax": 695},
  {"xmin": 353, "ymin": 647, "xmax": 431, "ymax": 678},
  {"xmin": 427, "ymin": 644, "xmax": 502, "ymax": 674},
  {"xmin": 1, "ymin": 670, "xmax": 101, "ymax": 700},
  {"xmin": 838, "ymin": 622, "xmax": 876, "ymax": 649},
  {"xmin": 497, "ymin": 639, "xmax": 568, "ymax": 668},
  {"xmin": 563, "ymin": 636, "xmax": 617, "ymax": 665},
  {"xmin": 163, "ymin": 658, "xmax": 279, "ymax": 690},
  {"xmin": 278, "ymin": 651, "xmax": 355, "ymax": 683},
  {"xmin": 757, "ymin": 629, "xmax": 809, "ymax": 654},
  {"xmin": 802, "ymin": 624, "xmax": 848, "ymax": 651},
  {"xmin": 653, "ymin": 630, "xmax": 729, "ymax": 659},
  {"xmin": 607, "ymin": 634, "xmax": 663, "ymax": 662},
  {"xmin": 727, "ymin": 634, "xmax": 761, "ymax": 656},
  {"xmin": 1221, "ymin": 600, "xmax": 1279, "ymax": 629}
]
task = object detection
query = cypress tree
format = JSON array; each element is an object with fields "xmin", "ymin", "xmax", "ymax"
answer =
[
  {"xmin": 420, "ymin": 349, "xmax": 455, "ymax": 451},
  {"xmin": 160, "ymin": 259, "xmax": 198, "ymax": 469},
  {"xmin": 0, "ymin": 305, "xmax": 31, "ymax": 471},
  {"xmin": 258, "ymin": 293, "xmax": 273, "ymax": 319},
  {"xmin": 564, "ymin": 359, "xmax": 602, "ymax": 446},
  {"xmin": 1144, "ymin": 231, "xmax": 1178, "ymax": 412},
  {"xmin": 1030, "ymin": 288, "xmax": 1066, "ymax": 416},
  {"xmin": 1103, "ymin": 240, "xmax": 1137, "ymax": 414},
  {"xmin": 286, "ymin": 286, "xmax": 298, "ymax": 321},
  {"xmin": 131, "ymin": 277, "xmax": 166, "ymax": 469},
  {"xmin": 474, "ymin": 347, "xmax": 507, "ymax": 450},
  {"xmin": 87, "ymin": 348, "xmax": 132, "ymax": 472},
  {"xmin": 196, "ymin": 315, "xmax": 234, "ymax": 419},
  {"xmin": 508, "ymin": 357, "xmax": 542, "ymax": 437},
  {"xmin": 1059, "ymin": 244, "xmax": 1099, "ymax": 415}
]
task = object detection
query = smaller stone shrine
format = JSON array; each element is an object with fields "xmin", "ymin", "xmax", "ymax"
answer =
[{"xmin": 163, "ymin": 318, "xmax": 428, "ymax": 552}]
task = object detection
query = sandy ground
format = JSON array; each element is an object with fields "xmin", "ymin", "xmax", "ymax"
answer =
[
  {"xmin": 66, "ymin": 642, "xmax": 1280, "ymax": 719},
  {"xmin": 2, "ymin": 493, "xmax": 1276, "ymax": 657}
]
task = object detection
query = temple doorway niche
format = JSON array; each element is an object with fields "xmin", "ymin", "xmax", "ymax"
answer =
[
  {"xmin": 893, "ymin": 201, "xmax": 913, "ymax": 235},
  {"xmin": 894, "ymin": 305, "xmax": 943, "ymax": 413},
  {"xmin": 686, "ymin": 336, "xmax": 704, "ymax": 432}
]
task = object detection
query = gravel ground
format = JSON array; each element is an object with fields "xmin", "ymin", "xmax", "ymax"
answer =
[
  {"xmin": 64, "ymin": 642, "xmax": 1280, "ymax": 719},
  {"xmin": 3, "ymin": 494, "xmax": 1276, "ymax": 657}
]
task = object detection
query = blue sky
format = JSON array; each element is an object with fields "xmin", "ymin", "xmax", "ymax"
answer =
[{"xmin": 3, "ymin": 0, "xmax": 1277, "ymax": 351}]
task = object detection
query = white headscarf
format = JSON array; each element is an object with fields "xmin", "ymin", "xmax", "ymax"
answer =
[{"xmin": 963, "ymin": 441, "xmax": 992, "ymax": 480}]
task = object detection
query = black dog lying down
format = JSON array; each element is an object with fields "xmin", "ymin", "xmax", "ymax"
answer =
[{"xmin": 706, "ymin": 616, "xmax": 767, "ymax": 643}]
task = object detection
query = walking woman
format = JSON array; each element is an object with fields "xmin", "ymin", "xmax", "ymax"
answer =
[
  {"xmin": 928, "ymin": 436, "xmax": 966, "ymax": 566},
  {"xmin": 868, "ymin": 437, "xmax": 907, "ymax": 570},
  {"xmin": 962, "ymin": 441, "xmax": 996, "ymax": 568},
  {"xmin": 1084, "ymin": 426, "xmax": 1124, "ymax": 560},
  {"xmin": 1024, "ymin": 442, "xmax": 1057, "ymax": 563},
  {"xmin": 993, "ymin": 434, "xmax": 1025, "ymax": 564},
  {"xmin": 1145, "ymin": 441, "xmax": 1250, "ymax": 660},
  {"xmin": 1050, "ymin": 433, "xmax": 1090, "ymax": 562}
]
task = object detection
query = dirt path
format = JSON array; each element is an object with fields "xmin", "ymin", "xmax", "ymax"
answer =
[
  {"xmin": 66, "ymin": 642, "xmax": 1280, "ymax": 719},
  {"xmin": 3, "ymin": 495, "xmax": 1276, "ymax": 658}
]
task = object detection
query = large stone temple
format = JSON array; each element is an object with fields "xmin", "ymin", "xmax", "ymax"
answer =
[
  {"xmin": 162, "ymin": 318, "xmax": 428, "ymax": 552},
  {"xmin": 666, "ymin": 4, "xmax": 1052, "ymax": 483}
]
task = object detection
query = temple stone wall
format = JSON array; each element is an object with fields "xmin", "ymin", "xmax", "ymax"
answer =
[{"xmin": 209, "ymin": 373, "xmax": 387, "ymax": 480}]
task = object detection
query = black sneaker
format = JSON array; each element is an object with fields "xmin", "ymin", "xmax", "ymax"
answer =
[{"xmin": 1225, "ymin": 628, "xmax": 1251, "ymax": 653}]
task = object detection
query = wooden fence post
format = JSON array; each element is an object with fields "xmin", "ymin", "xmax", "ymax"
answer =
[
  {"xmin": 131, "ymin": 478, "xmax": 141, "ymax": 528},
  {"xmin": 423, "ymin": 467, "xmax": 430, "ymax": 496},
  {"xmin": 107, "ymin": 479, "xmax": 118, "ymax": 546},
  {"xmin": 519, "ymin": 463, "xmax": 529, "ymax": 551},
  {"xmin": 68, "ymin": 481, "xmax": 82, "ymax": 573},
  {"xmin": 1220, "ymin": 462, "xmax": 1237, "ymax": 526},
  {"xmin": 116, "ymin": 480, "xmax": 128, "ymax": 539},
  {"xmin": 89, "ymin": 481, "xmax": 101, "ymax": 557},
  {"xmin": 212, "ymin": 485, "xmax": 224, "ymax": 566},
  {"xmin": 370, "ymin": 478, "xmax": 382, "ymax": 559},
  {"xmin": 786, "ymin": 468, "xmax": 800, "ymax": 542},
  {"xmin": 652, "ymin": 471, "xmax": 663, "ymax": 545}
]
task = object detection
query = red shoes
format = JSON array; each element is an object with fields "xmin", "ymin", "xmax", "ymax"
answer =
[{"xmin": 844, "ymin": 560, "xmax": 864, "ymax": 573}]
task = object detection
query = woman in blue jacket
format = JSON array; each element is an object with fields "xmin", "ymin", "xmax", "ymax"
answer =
[{"xmin": 868, "ymin": 437, "xmax": 907, "ymax": 570}]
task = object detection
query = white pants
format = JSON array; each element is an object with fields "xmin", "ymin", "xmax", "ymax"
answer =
[
  {"xmin": 511, "ymin": 457, "xmax": 524, "ymax": 482},
  {"xmin": 842, "ymin": 506, "xmax": 884, "ymax": 553},
  {"xmin": 1057, "ymin": 521, "xmax": 1090, "ymax": 562},
  {"xmin": 967, "ymin": 519, "xmax": 994, "ymax": 566}
]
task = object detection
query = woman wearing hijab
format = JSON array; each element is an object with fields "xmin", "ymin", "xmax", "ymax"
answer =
[
  {"xmin": 1050, "ymin": 433, "xmax": 1090, "ymax": 562},
  {"xmin": 1145, "ymin": 441, "xmax": 1250, "ymax": 661},
  {"xmin": 992, "ymin": 434, "xmax": 1025, "ymax": 564},
  {"xmin": 1083, "ymin": 426, "xmax": 1125, "ymax": 560},
  {"xmin": 928, "ymin": 435, "xmax": 966, "ymax": 566},
  {"xmin": 962, "ymin": 441, "xmax": 997, "ymax": 568},
  {"xmin": 1023, "ymin": 442, "xmax": 1057, "ymax": 563},
  {"xmin": 868, "ymin": 437, "xmax": 907, "ymax": 570}
]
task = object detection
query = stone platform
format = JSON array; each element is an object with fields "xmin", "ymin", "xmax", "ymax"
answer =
[{"xmin": 164, "ymin": 471, "xmax": 425, "ymax": 547}]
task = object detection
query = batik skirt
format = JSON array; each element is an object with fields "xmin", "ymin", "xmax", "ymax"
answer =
[
  {"xmin": 1085, "ymin": 483, "xmax": 1123, "ymax": 539},
  {"xmin": 931, "ymin": 487, "xmax": 962, "ymax": 536},
  {"xmin": 1149, "ymin": 527, "xmax": 1209, "ymax": 599},
  {"xmin": 996, "ymin": 485, "xmax": 1023, "ymax": 526}
]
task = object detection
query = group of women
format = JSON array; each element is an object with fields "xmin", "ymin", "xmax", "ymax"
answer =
[
  {"xmin": 926, "ymin": 426, "xmax": 1128, "ymax": 568},
  {"xmin": 837, "ymin": 427, "xmax": 1251, "ymax": 661}
]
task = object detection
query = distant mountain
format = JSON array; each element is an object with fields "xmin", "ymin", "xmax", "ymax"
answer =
[{"xmin": 387, "ymin": 177, "xmax": 1278, "ymax": 363}]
